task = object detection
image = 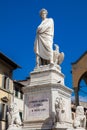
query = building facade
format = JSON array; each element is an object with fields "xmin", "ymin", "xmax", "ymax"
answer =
[
  {"xmin": 0, "ymin": 52, "xmax": 20, "ymax": 130},
  {"xmin": 13, "ymin": 81, "xmax": 24, "ymax": 121}
]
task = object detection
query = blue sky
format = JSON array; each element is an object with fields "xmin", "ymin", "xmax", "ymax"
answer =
[{"xmin": 0, "ymin": 0, "xmax": 87, "ymax": 101}]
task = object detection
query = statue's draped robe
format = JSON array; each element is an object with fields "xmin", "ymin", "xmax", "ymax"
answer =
[{"xmin": 34, "ymin": 18, "xmax": 54, "ymax": 60}]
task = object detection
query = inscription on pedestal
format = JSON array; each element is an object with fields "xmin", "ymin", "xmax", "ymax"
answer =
[{"xmin": 24, "ymin": 93, "xmax": 49, "ymax": 121}]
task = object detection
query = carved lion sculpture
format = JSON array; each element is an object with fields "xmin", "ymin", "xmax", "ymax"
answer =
[
  {"xmin": 55, "ymin": 97, "xmax": 65, "ymax": 123},
  {"xmin": 7, "ymin": 103, "xmax": 22, "ymax": 127},
  {"xmin": 74, "ymin": 106, "xmax": 86, "ymax": 129}
]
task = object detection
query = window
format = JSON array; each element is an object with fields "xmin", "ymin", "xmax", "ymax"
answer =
[
  {"xmin": 20, "ymin": 92, "xmax": 23, "ymax": 99},
  {"xmin": 2, "ymin": 104, "xmax": 5, "ymax": 119},
  {"xmin": 0, "ymin": 103, "xmax": 7, "ymax": 120},
  {"xmin": 15, "ymin": 89, "xmax": 19, "ymax": 97},
  {"xmin": 19, "ymin": 112, "xmax": 23, "ymax": 121},
  {"xmin": 4, "ymin": 76, "xmax": 7, "ymax": 89},
  {"xmin": 6, "ymin": 78, "xmax": 9, "ymax": 90},
  {"xmin": 2, "ymin": 75, "xmax": 9, "ymax": 90}
]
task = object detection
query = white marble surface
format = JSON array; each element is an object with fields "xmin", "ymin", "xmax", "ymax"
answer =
[
  {"xmin": 23, "ymin": 83, "xmax": 72, "ymax": 129},
  {"xmin": 34, "ymin": 9, "xmax": 54, "ymax": 64},
  {"xmin": 7, "ymin": 103, "xmax": 22, "ymax": 129},
  {"xmin": 73, "ymin": 106, "xmax": 86, "ymax": 129},
  {"xmin": 23, "ymin": 64, "xmax": 73, "ymax": 129},
  {"xmin": 67, "ymin": 128, "xmax": 85, "ymax": 130},
  {"xmin": 30, "ymin": 64, "xmax": 64, "ymax": 86},
  {"xmin": 7, "ymin": 125, "xmax": 22, "ymax": 130},
  {"xmin": 24, "ymin": 92, "xmax": 49, "ymax": 121}
]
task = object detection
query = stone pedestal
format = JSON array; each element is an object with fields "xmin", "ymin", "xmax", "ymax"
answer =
[
  {"xmin": 30, "ymin": 64, "xmax": 64, "ymax": 86},
  {"xmin": 23, "ymin": 64, "xmax": 73, "ymax": 130},
  {"xmin": 52, "ymin": 122, "xmax": 67, "ymax": 130},
  {"xmin": 67, "ymin": 128, "xmax": 85, "ymax": 130},
  {"xmin": 7, "ymin": 125, "xmax": 22, "ymax": 130}
]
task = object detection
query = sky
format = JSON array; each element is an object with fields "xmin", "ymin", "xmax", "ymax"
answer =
[{"xmin": 0, "ymin": 0, "xmax": 87, "ymax": 101}]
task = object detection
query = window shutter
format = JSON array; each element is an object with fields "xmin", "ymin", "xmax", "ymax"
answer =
[
  {"xmin": 6, "ymin": 78, "xmax": 9, "ymax": 90},
  {"xmin": 0, "ymin": 103, "xmax": 3, "ymax": 120},
  {"xmin": 19, "ymin": 112, "xmax": 22, "ymax": 121},
  {"xmin": 2, "ymin": 75, "xmax": 5, "ymax": 88},
  {"xmin": 6, "ymin": 105, "xmax": 8, "ymax": 129},
  {"xmin": 5, "ymin": 105, "xmax": 8, "ymax": 120}
]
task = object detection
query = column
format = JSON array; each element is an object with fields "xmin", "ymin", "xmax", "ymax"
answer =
[{"xmin": 74, "ymin": 87, "xmax": 79, "ymax": 106}]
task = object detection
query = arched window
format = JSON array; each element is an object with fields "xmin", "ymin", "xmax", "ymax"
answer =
[{"xmin": 78, "ymin": 72, "xmax": 87, "ymax": 103}]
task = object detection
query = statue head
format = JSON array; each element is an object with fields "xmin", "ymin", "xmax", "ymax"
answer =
[
  {"xmin": 74, "ymin": 106, "xmax": 86, "ymax": 128},
  {"xmin": 76, "ymin": 106, "xmax": 84, "ymax": 116},
  {"xmin": 9, "ymin": 103, "xmax": 18, "ymax": 113},
  {"xmin": 39, "ymin": 8, "xmax": 48, "ymax": 20}
]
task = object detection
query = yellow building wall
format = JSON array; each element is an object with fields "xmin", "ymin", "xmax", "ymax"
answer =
[
  {"xmin": 0, "ymin": 54, "xmax": 18, "ymax": 130},
  {"xmin": 1, "ymin": 121, "xmax": 6, "ymax": 130},
  {"xmin": 0, "ymin": 74, "xmax": 13, "ymax": 92},
  {"xmin": 0, "ymin": 74, "xmax": 13, "ymax": 130},
  {"xmin": 9, "ymin": 79, "xmax": 14, "ymax": 93},
  {"xmin": 0, "ymin": 90, "xmax": 11, "ymax": 103}
]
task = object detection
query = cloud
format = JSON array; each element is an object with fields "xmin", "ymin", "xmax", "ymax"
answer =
[
  {"xmin": 71, "ymin": 95, "xmax": 75, "ymax": 101},
  {"xmin": 79, "ymin": 96, "xmax": 87, "ymax": 102},
  {"xmin": 71, "ymin": 95, "xmax": 87, "ymax": 102}
]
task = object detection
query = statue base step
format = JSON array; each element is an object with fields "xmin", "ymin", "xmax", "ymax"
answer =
[
  {"xmin": 52, "ymin": 122, "xmax": 69, "ymax": 130},
  {"xmin": 53, "ymin": 127, "xmax": 67, "ymax": 130},
  {"xmin": 67, "ymin": 127, "xmax": 86, "ymax": 130},
  {"xmin": 7, "ymin": 125, "xmax": 22, "ymax": 130},
  {"xmin": 30, "ymin": 64, "xmax": 64, "ymax": 86}
]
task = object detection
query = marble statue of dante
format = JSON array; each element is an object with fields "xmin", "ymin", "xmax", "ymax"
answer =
[{"xmin": 34, "ymin": 8, "xmax": 54, "ymax": 66}]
